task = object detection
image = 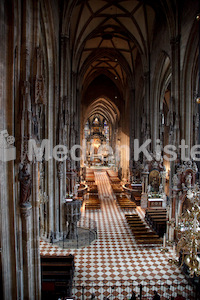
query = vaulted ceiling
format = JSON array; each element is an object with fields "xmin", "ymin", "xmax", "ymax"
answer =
[
  {"xmin": 66, "ymin": 0, "xmax": 157, "ymax": 92},
  {"xmin": 84, "ymin": 97, "xmax": 120, "ymax": 125}
]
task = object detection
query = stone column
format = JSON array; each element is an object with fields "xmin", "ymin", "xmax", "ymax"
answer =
[
  {"xmin": 169, "ymin": 35, "xmax": 181, "ymax": 197},
  {"xmin": 130, "ymin": 89, "xmax": 135, "ymax": 171},
  {"xmin": 32, "ymin": 162, "xmax": 41, "ymax": 300},
  {"xmin": 141, "ymin": 171, "xmax": 149, "ymax": 208},
  {"xmin": 57, "ymin": 162, "xmax": 64, "ymax": 235},
  {"xmin": 39, "ymin": 162, "xmax": 44, "ymax": 236},
  {"xmin": 166, "ymin": 206, "xmax": 170, "ymax": 241},
  {"xmin": 144, "ymin": 71, "xmax": 151, "ymax": 146},
  {"xmin": 20, "ymin": 204, "xmax": 32, "ymax": 300},
  {"xmin": 170, "ymin": 35, "xmax": 181, "ymax": 148},
  {"xmin": 160, "ymin": 170, "xmax": 166, "ymax": 189}
]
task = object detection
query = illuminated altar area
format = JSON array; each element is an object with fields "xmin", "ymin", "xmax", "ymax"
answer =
[{"xmin": 83, "ymin": 115, "xmax": 114, "ymax": 167}]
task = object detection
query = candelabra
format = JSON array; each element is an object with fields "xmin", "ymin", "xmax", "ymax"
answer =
[{"xmin": 170, "ymin": 185, "xmax": 200, "ymax": 277}]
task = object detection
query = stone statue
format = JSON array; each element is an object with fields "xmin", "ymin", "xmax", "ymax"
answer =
[
  {"xmin": 185, "ymin": 173, "xmax": 192, "ymax": 188},
  {"xmin": 147, "ymin": 184, "xmax": 151, "ymax": 193},
  {"xmin": 159, "ymin": 184, "xmax": 164, "ymax": 194},
  {"xmin": 32, "ymin": 115, "xmax": 39, "ymax": 139},
  {"xmin": 167, "ymin": 108, "xmax": 175, "ymax": 144},
  {"xmin": 172, "ymin": 174, "xmax": 179, "ymax": 187},
  {"xmin": 19, "ymin": 164, "xmax": 32, "ymax": 205}
]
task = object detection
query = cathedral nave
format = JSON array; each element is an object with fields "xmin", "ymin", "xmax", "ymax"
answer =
[{"xmin": 1, "ymin": 0, "xmax": 200, "ymax": 299}]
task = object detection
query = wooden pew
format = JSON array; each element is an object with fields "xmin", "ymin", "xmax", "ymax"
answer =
[
  {"xmin": 112, "ymin": 184, "xmax": 123, "ymax": 193},
  {"xmin": 85, "ymin": 195, "xmax": 101, "ymax": 210},
  {"xmin": 41, "ymin": 255, "xmax": 74, "ymax": 299},
  {"xmin": 88, "ymin": 184, "xmax": 98, "ymax": 194},
  {"xmin": 145, "ymin": 209, "xmax": 167, "ymax": 237},
  {"xmin": 116, "ymin": 195, "xmax": 137, "ymax": 210},
  {"xmin": 125, "ymin": 214, "xmax": 162, "ymax": 245}
]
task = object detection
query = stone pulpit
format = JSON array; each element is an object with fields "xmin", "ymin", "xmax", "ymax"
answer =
[{"xmin": 65, "ymin": 199, "xmax": 82, "ymax": 239}]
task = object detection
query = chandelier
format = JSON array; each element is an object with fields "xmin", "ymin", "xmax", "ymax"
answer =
[{"xmin": 175, "ymin": 185, "xmax": 200, "ymax": 277}]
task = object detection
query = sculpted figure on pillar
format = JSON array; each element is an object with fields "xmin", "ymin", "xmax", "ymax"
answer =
[
  {"xmin": 32, "ymin": 115, "xmax": 39, "ymax": 139},
  {"xmin": 167, "ymin": 106, "xmax": 175, "ymax": 145},
  {"xmin": 57, "ymin": 161, "xmax": 63, "ymax": 180},
  {"xmin": 19, "ymin": 163, "xmax": 32, "ymax": 206},
  {"xmin": 35, "ymin": 47, "xmax": 47, "ymax": 105},
  {"xmin": 172, "ymin": 173, "xmax": 179, "ymax": 188},
  {"xmin": 35, "ymin": 75, "xmax": 47, "ymax": 105}
]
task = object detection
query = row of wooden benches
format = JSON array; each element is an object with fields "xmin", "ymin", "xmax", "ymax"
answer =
[
  {"xmin": 116, "ymin": 194, "xmax": 137, "ymax": 210},
  {"xmin": 107, "ymin": 170, "xmax": 121, "ymax": 184},
  {"xmin": 145, "ymin": 209, "xmax": 167, "ymax": 237},
  {"xmin": 85, "ymin": 169, "xmax": 95, "ymax": 185},
  {"xmin": 111, "ymin": 184, "xmax": 123, "ymax": 194},
  {"xmin": 108, "ymin": 174, "xmax": 137, "ymax": 210},
  {"xmin": 84, "ymin": 172, "xmax": 102, "ymax": 210},
  {"xmin": 125, "ymin": 214, "xmax": 163, "ymax": 245},
  {"xmin": 85, "ymin": 194, "xmax": 101, "ymax": 210}
]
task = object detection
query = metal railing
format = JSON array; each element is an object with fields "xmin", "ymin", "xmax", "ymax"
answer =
[
  {"xmin": 51, "ymin": 217, "xmax": 98, "ymax": 249},
  {"xmin": 71, "ymin": 279, "xmax": 200, "ymax": 299}
]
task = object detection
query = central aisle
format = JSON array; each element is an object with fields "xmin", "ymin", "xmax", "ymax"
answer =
[{"xmin": 40, "ymin": 172, "xmax": 191, "ymax": 299}]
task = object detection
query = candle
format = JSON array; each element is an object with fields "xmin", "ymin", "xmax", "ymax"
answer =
[
  {"xmin": 167, "ymin": 206, "xmax": 169, "ymax": 220},
  {"xmin": 194, "ymin": 215, "xmax": 197, "ymax": 232},
  {"xmin": 172, "ymin": 244, "xmax": 176, "ymax": 259},
  {"xmin": 176, "ymin": 214, "xmax": 178, "ymax": 227},
  {"xmin": 169, "ymin": 205, "xmax": 172, "ymax": 221},
  {"xmin": 163, "ymin": 234, "xmax": 166, "ymax": 248},
  {"xmin": 169, "ymin": 227, "xmax": 171, "ymax": 241}
]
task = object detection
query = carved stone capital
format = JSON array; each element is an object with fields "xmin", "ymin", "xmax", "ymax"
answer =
[
  {"xmin": 35, "ymin": 75, "xmax": 47, "ymax": 105},
  {"xmin": 20, "ymin": 204, "xmax": 32, "ymax": 218}
]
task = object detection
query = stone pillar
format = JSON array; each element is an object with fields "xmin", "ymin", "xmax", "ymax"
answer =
[
  {"xmin": 129, "ymin": 89, "xmax": 135, "ymax": 167},
  {"xmin": 141, "ymin": 171, "xmax": 149, "ymax": 208},
  {"xmin": 39, "ymin": 162, "xmax": 44, "ymax": 236},
  {"xmin": 144, "ymin": 71, "xmax": 151, "ymax": 146},
  {"xmin": 57, "ymin": 162, "xmax": 63, "ymax": 235},
  {"xmin": 32, "ymin": 162, "xmax": 41, "ymax": 300},
  {"xmin": 168, "ymin": 219, "xmax": 175, "ymax": 243},
  {"xmin": 169, "ymin": 35, "xmax": 181, "ymax": 197},
  {"xmin": 170, "ymin": 35, "xmax": 181, "ymax": 148},
  {"xmin": 166, "ymin": 206, "xmax": 170, "ymax": 241},
  {"xmin": 20, "ymin": 204, "xmax": 32, "ymax": 300}
]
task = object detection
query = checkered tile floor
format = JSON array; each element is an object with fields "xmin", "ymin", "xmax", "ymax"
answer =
[{"xmin": 40, "ymin": 172, "xmax": 196, "ymax": 299}]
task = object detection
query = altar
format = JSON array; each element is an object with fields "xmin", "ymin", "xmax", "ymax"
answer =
[
  {"xmin": 148, "ymin": 198, "xmax": 165, "ymax": 208},
  {"xmin": 140, "ymin": 158, "xmax": 167, "ymax": 209}
]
